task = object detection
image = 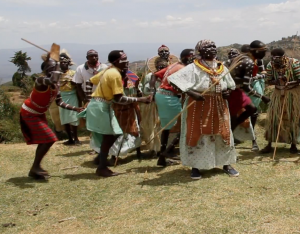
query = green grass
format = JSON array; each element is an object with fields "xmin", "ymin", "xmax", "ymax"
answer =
[{"xmin": 1, "ymin": 122, "xmax": 300, "ymax": 233}]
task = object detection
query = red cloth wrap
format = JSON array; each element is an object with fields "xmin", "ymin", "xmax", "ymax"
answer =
[
  {"xmin": 20, "ymin": 112, "xmax": 58, "ymax": 145},
  {"xmin": 228, "ymin": 88, "xmax": 252, "ymax": 116},
  {"xmin": 155, "ymin": 63, "xmax": 184, "ymax": 93}
]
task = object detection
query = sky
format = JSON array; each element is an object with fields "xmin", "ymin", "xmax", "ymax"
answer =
[{"xmin": 0, "ymin": 0, "xmax": 300, "ymax": 49}]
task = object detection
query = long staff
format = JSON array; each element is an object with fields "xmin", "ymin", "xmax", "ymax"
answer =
[
  {"xmin": 145, "ymin": 61, "xmax": 241, "ymax": 145},
  {"xmin": 272, "ymin": 95, "xmax": 286, "ymax": 160},
  {"xmin": 21, "ymin": 38, "xmax": 60, "ymax": 61},
  {"xmin": 114, "ymin": 135, "xmax": 126, "ymax": 167}
]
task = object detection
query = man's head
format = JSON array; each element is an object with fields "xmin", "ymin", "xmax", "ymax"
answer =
[
  {"xmin": 271, "ymin": 48, "xmax": 286, "ymax": 68},
  {"xmin": 249, "ymin": 40, "xmax": 267, "ymax": 60},
  {"xmin": 60, "ymin": 50, "xmax": 73, "ymax": 72},
  {"xmin": 241, "ymin": 44, "xmax": 250, "ymax": 54},
  {"xmin": 158, "ymin": 45, "xmax": 170, "ymax": 60},
  {"xmin": 108, "ymin": 50, "xmax": 129, "ymax": 74},
  {"xmin": 154, "ymin": 57, "xmax": 168, "ymax": 71},
  {"xmin": 195, "ymin": 40, "xmax": 217, "ymax": 61},
  {"xmin": 228, "ymin": 48, "xmax": 240, "ymax": 60},
  {"xmin": 41, "ymin": 59, "xmax": 57, "ymax": 77},
  {"xmin": 86, "ymin": 49, "xmax": 98, "ymax": 66},
  {"xmin": 180, "ymin": 49, "xmax": 195, "ymax": 65}
]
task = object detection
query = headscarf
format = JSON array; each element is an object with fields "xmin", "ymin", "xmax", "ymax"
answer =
[
  {"xmin": 60, "ymin": 49, "xmax": 74, "ymax": 65},
  {"xmin": 194, "ymin": 39, "xmax": 214, "ymax": 57},
  {"xmin": 158, "ymin": 45, "xmax": 169, "ymax": 52}
]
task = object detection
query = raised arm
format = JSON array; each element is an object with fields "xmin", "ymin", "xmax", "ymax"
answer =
[{"xmin": 240, "ymin": 59, "xmax": 269, "ymax": 102}]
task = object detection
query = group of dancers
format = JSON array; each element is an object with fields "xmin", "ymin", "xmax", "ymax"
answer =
[{"xmin": 19, "ymin": 39, "xmax": 300, "ymax": 180}]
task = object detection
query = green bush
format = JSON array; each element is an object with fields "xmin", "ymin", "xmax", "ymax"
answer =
[{"xmin": 0, "ymin": 89, "xmax": 23, "ymax": 143}]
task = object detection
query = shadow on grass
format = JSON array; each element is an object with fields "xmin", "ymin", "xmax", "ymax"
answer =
[
  {"xmin": 56, "ymin": 150, "xmax": 91, "ymax": 157},
  {"xmin": 62, "ymin": 172, "xmax": 128, "ymax": 181},
  {"xmin": 62, "ymin": 173, "xmax": 101, "ymax": 181},
  {"xmin": 136, "ymin": 167, "xmax": 226, "ymax": 186},
  {"xmin": 237, "ymin": 147, "xmax": 300, "ymax": 166},
  {"xmin": 80, "ymin": 151, "xmax": 156, "ymax": 169},
  {"xmin": 56, "ymin": 140, "xmax": 90, "ymax": 145},
  {"xmin": 6, "ymin": 177, "xmax": 48, "ymax": 189}
]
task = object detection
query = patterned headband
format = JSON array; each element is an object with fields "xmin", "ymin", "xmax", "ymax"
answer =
[{"xmin": 249, "ymin": 46, "xmax": 267, "ymax": 52}]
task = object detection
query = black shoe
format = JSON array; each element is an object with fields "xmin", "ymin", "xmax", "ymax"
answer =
[
  {"xmin": 223, "ymin": 165, "xmax": 239, "ymax": 177},
  {"xmin": 290, "ymin": 146, "xmax": 298, "ymax": 154},
  {"xmin": 191, "ymin": 168, "xmax": 202, "ymax": 180},
  {"xmin": 157, "ymin": 156, "xmax": 167, "ymax": 167}
]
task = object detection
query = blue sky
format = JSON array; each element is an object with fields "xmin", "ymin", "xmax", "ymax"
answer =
[{"xmin": 0, "ymin": 0, "xmax": 299, "ymax": 49}]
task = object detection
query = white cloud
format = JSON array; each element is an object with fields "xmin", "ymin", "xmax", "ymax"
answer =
[
  {"xmin": 75, "ymin": 21, "xmax": 107, "ymax": 28},
  {"xmin": 137, "ymin": 21, "xmax": 149, "ymax": 28},
  {"xmin": 1, "ymin": 0, "xmax": 300, "ymax": 50},
  {"xmin": 265, "ymin": 0, "xmax": 300, "ymax": 13},
  {"xmin": 210, "ymin": 17, "xmax": 225, "ymax": 23},
  {"xmin": 48, "ymin": 22, "xmax": 58, "ymax": 27},
  {"xmin": 102, "ymin": 0, "xmax": 115, "ymax": 2},
  {"xmin": 0, "ymin": 17, "xmax": 8, "ymax": 23},
  {"xmin": 3, "ymin": 0, "xmax": 61, "ymax": 6},
  {"xmin": 137, "ymin": 15, "xmax": 193, "ymax": 28}
]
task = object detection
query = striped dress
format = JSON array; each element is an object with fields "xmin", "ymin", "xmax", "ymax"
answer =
[{"xmin": 265, "ymin": 58, "xmax": 300, "ymax": 143}]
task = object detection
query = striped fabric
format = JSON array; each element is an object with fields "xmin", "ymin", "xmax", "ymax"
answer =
[
  {"xmin": 20, "ymin": 112, "xmax": 58, "ymax": 145},
  {"xmin": 266, "ymin": 58, "xmax": 300, "ymax": 81}
]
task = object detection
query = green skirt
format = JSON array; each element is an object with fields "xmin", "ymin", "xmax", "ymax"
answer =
[
  {"xmin": 59, "ymin": 89, "xmax": 79, "ymax": 126},
  {"xmin": 78, "ymin": 98, "xmax": 123, "ymax": 135}
]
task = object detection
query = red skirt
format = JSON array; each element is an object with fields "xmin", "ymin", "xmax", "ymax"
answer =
[
  {"xmin": 20, "ymin": 111, "xmax": 58, "ymax": 145},
  {"xmin": 228, "ymin": 88, "xmax": 252, "ymax": 116}
]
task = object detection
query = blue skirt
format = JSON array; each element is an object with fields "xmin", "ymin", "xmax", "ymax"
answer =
[
  {"xmin": 155, "ymin": 89, "xmax": 182, "ymax": 130},
  {"xmin": 78, "ymin": 98, "xmax": 122, "ymax": 135}
]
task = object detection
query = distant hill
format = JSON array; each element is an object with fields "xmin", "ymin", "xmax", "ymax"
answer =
[
  {"xmin": 0, "ymin": 81, "xmax": 13, "ymax": 86},
  {"xmin": 0, "ymin": 42, "xmax": 194, "ymax": 83},
  {"xmin": 1, "ymin": 36, "xmax": 300, "ymax": 83}
]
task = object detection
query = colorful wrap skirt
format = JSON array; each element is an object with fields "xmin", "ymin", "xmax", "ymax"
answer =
[
  {"xmin": 20, "ymin": 111, "xmax": 58, "ymax": 145},
  {"xmin": 78, "ymin": 98, "xmax": 123, "ymax": 136},
  {"xmin": 155, "ymin": 89, "xmax": 182, "ymax": 130},
  {"xmin": 59, "ymin": 89, "xmax": 79, "ymax": 126},
  {"xmin": 179, "ymin": 96, "xmax": 236, "ymax": 170}
]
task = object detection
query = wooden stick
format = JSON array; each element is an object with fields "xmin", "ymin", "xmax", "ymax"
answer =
[
  {"xmin": 272, "ymin": 96, "xmax": 286, "ymax": 160},
  {"xmin": 60, "ymin": 166, "xmax": 79, "ymax": 171},
  {"xmin": 145, "ymin": 62, "xmax": 241, "ymax": 145},
  {"xmin": 21, "ymin": 38, "xmax": 49, "ymax": 53},
  {"xmin": 58, "ymin": 217, "xmax": 76, "ymax": 223},
  {"xmin": 114, "ymin": 135, "xmax": 126, "ymax": 167}
]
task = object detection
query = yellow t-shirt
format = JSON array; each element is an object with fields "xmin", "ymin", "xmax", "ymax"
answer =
[{"xmin": 90, "ymin": 67, "xmax": 124, "ymax": 100}]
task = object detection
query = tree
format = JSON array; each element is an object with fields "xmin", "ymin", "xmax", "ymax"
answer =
[{"xmin": 9, "ymin": 51, "xmax": 31, "ymax": 87}]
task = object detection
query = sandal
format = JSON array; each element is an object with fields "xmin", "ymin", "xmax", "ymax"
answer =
[{"xmin": 28, "ymin": 170, "xmax": 50, "ymax": 180}]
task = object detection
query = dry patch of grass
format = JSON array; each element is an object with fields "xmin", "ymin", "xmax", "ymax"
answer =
[{"xmin": 1, "ymin": 129, "xmax": 300, "ymax": 233}]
